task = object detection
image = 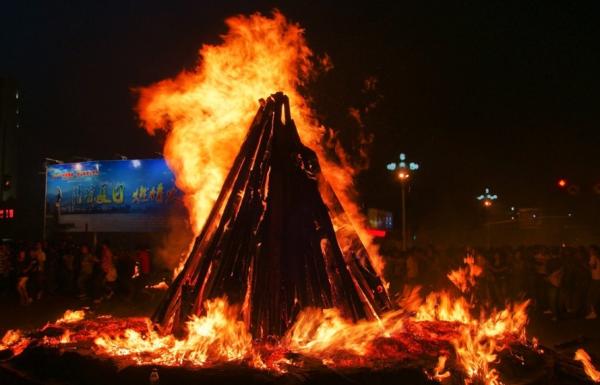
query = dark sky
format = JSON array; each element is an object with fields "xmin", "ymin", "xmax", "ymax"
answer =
[{"xmin": 2, "ymin": 1, "xmax": 600, "ymax": 240}]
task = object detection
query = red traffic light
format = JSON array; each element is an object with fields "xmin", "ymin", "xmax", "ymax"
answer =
[{"xmin": 557, "ymin": 179, "xmax": 567, "ymax": 188}]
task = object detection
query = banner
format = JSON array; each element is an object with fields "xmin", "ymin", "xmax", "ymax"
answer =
[{"xmin": 46, "ymin": 159, "xmax": 183, "ymax": 232}]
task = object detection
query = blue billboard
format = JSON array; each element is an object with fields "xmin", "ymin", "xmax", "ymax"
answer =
[{"xmin": 46, "ymin": 159, "xmax": 184, "ymax": 232}]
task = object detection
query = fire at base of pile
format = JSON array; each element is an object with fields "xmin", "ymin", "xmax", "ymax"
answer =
[{"xmin": 1, "ymin": 294, "xmax": 598, "ymax": 385}]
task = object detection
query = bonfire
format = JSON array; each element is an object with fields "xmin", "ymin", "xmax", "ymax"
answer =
[{"xmin": 1, "ymin": 11, "xmax": 599, "ymax": 385}]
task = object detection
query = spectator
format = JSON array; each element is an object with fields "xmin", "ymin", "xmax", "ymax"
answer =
[
  {"xmin": 404, "ymin": 251, "xmax": 419, "ymax": 293},
  {"xmin": 489, "ymin": 251, "xmax": 509, "ymax": 306},
  {"xmin": 0, "ymin": 244, "xmax": 11, "ymax": 297},
  {"xmin": 586, "ymin": 246, "xmax": 600, "ymax": 320},
  {"xmin": 31, "ymin": 242, "xmax": 47, "ymax": 300},
  {"xmin": 16, "ymin": 249, "xmax": 33, "ymax": 305},
  {"xmin": 475, "ymin": 252, "xmax": 491, "ymax": 305},
  {"xmin": 77, "ymin": 244, "xmax": 97, "ymax": 298},
  {"xmin": 546, "ymin": 254, "xmax": 564, "ymax": 321},
  {"xmin": 60, "ymin": 242, "xmax": 76, "ymax": 294},
  {"xmin": 97, "ymin": 242, "xmax": 117, "ymax": 303},
  {"xmin": 136, "ymin": 245, "xmax": 152, "ymax": 280}
]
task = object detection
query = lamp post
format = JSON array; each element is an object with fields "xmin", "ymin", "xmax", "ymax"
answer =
[
  {"xmin": 476, "ymin": 187, "xmax": 498, "ymax": 248},
  {"xmin": 387, "ymin": 153, "xmax": 419, "ymax": 251},
  {"xmin": 42, "ymin": 158, "xmax": 63, "ymax": 241}
]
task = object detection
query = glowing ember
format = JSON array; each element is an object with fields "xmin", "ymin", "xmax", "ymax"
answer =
[
  {"xmin": 137, "ymin": 10, "xmax": 384, "ymax": 276},
  {"xmin": 146, "ymin": 281, "xmax": 169, "ymax": 290},
  {"xmin": 574, "ymin": 348, "xmax": 600, "ymax": 383}
]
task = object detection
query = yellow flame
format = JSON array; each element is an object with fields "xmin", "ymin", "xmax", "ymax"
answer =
[
  {"xmin": 94, "ymin": 298, "xmax": 257, "ymax": 366},
  {"xmin": 56, "ymin": 309, "xmax": 86, "ymax": 324},
  {"xmin": 447, "ymin": 255, "xmax": 482, "ymax": 293},
  {"xmin": 0, "ymin": 329, "xmax": 30, "ymax": 356},
  {"xmin": 137, "ymin": 10, "xmax": 384, "ymax": 276}
]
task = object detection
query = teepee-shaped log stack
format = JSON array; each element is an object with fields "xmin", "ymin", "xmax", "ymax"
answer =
[{"xmin": 153, "ymin": 92, "xmax": 392, "ymax": 338}]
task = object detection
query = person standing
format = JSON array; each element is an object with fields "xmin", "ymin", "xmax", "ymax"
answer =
[
  {"xmin": 31, "ymin": 242, "xmax": 47, "ymax": 300},
  {"xmin": 546, "ymin": 254, "xmax": 564, "ymax": 321},
  {"xmin": 0, "ymin": 244, "xmax": 11, "ymax": 297},
  {"xmin": 97, "ymin": 242, "xmax": 117, "ymax": 302},
  {"xmin": 16, "ymin": 250, "xmax": 33, "ymax": 305},
  {"xmin": 77, "ymin": 245, "xmax": 97, "ymax": 298},
  {"xmin": 585, "ymin": 246, "xmax": 600, "ymax": 320}
]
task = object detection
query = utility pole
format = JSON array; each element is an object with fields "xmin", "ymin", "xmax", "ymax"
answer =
[
  {"xmin": 387, "ymin": 153, "xmax": 419, "ymax": 251},
  {"xmin": 476, "ymin": 187, "xmax": 498, "ymax": 249},
  {"xmin": 42, "ymin": 158, "xmax": 63, "ymax": 241}
]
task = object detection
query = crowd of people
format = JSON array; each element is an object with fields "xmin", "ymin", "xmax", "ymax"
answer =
[
  {"xmin": 0, "ymin": 240, "xmax": 157, "ymax": 306},
  {"xmin": 383, "ymin": 244, "xmax": 600, "ymax": 321},
  {"xmin": 1, "ymin": 239, "xmax": 599, "ymax": 323}
]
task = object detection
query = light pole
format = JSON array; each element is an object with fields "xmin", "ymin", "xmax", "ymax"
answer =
[
  {"xmin": 476, "ymin": 187, "xmax": 498, "ymax": 248},
  {"xmin": 42, "ymin": 158, "xmax": 63, "ymax": 241},
  {"xmin": 387, "ymin": 153, "xmax": 419, "ymax": 251}
]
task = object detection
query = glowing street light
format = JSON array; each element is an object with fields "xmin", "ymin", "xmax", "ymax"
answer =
[
  {"xmin": 476, "ymin": 187, "xmax": 498, "ymax": 208},
  {"xmin": 387, "ymin": 153, "xmax": 419, "ymax": 251},
  {"xmin": 476, "ymin": 187, "xmax": 498, "ymax": 248},
  {"xmin": 557, "ymin": 178, "xmax": 567, "ymax": 188}
]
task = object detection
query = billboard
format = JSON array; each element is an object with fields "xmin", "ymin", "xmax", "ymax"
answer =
[{"xmin": 46, "ymin": 159, "xmax": 184, "ymax": 232}]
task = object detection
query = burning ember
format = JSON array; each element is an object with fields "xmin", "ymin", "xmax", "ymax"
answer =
[
  {"xmin": 0, "ymin": 10, "xmax": 597, "ymax": 385},
  {"xmin": 1, "ymin": 289, "xmax": 531, "ymax": 383}
]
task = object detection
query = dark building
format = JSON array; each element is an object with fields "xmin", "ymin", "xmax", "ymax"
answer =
[{"xmin": 0, "ymin": 78, "xmax": 19, "ymax": 237}]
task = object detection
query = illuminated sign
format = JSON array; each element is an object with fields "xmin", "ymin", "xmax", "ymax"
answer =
[
  {"xmin": 0, "ymin": 209, "xmax": 14, "ymax": 219},
  {"xmin": 46, "ymin": 159, "xmax": 183, "ymax": 232}
]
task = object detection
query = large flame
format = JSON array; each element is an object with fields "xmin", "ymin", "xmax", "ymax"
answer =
[{"xmin": 137, "ymin": 11, "xmax": 383, "ymax": 275}]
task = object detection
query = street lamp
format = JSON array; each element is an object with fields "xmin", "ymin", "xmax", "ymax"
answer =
[
  {"xmin": 476, "ymin": 187, "xmax": 498, "ymax": 208},
  {"xmin": 557, "ymin": 178, "xmax": 567, "ymax": 188},
  {"xmin": 387, "ymin": 153, "xmax": 419, "ymax": 251},
  {"xmin": 42, "ymin": 158, "xmax": 64, "ymax": 241},
  {"xmin": 476, "ymin": 187, "xmax": 498, "ymax": 248}
]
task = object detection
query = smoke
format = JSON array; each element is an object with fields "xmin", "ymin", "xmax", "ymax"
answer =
[{"xmin": 154, "ymin": 210, "xmax": 194, "ymax": 272}]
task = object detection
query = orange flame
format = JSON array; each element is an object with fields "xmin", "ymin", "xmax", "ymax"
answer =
[
  {"xmin": 447, "ymin": 255, "xmax": 482, "ymax": 293},
  {"xmin": 574, "ymin": 348, "xmax": 600, "ymax": 383},
  {"xmin": 59, "ymin": 330, "xmax": 71, "ymax": 344},
  {"xmin": 137, "ymin": 11, "xmax": 384, "ymax": 276},
  {"xmin": 94, "ymin": 298, "xmax": 258, "ymax": 366},
  {"xmin": 426, "ymin": 355, "xmax": 451, "ymax": 381},
  {"xmin": 452, "ymin": 300, "xmax": 529, "ymax": 385},
  {"xmin": 56, "ymin": 309, "xmax": 86, "ymax": 324},
  {"xmin": 284, "ymin": 307, "xmax": 405, "ymax": 359},
  {"xmin": 0, "ymin": 329, "xmax": 30, "ymax": 356},
  {"xmin": 145, "ymin": 281, "xmax": 169, "ymax": 290}
]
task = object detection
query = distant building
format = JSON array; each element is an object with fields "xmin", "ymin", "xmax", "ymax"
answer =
[{"xmin": 0, "ymin": 78, "xmax": 19, "ymax": 235}]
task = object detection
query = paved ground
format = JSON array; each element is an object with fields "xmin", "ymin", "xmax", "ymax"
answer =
[
  {"xmin": 0, "ymin": 292, "xmax": 159, "ymax": 332},
  {"xmin": 1, "ymin": 292, "xmax": 599, "ymax": 362}
]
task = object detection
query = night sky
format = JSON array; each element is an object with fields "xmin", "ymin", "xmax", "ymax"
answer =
[{"xmin": 2, "ymin": 1, "xmax": 599, "ymax": 241}]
